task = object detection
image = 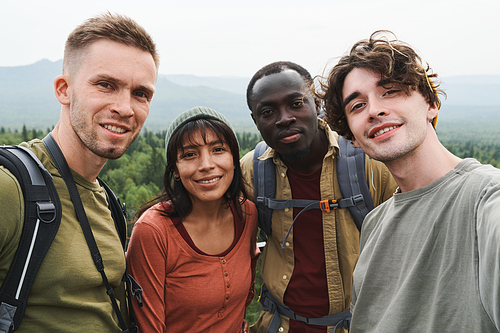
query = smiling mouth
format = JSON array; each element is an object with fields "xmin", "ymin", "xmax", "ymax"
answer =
[
  {"xmin": 372, "ymin": 125, "xmax": 401, "ymax": 138},
  {"xmin": 102, "ymin": 124, "xmax": 127, "ymax": 134},
  {"xmin": 196, "ymin": 177, "xmax": 221, "ymax": 184}
]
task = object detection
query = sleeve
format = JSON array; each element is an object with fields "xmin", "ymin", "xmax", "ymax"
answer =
[
  {"xmin": 477, "ymin": 183, "xmax": 500, "ymax": 331},
  {"xmin": 239, "ymin": 150, "xmax": 256, "ymax": 202},
  {"xmin": 244, "ymin": 200, "xmax": 261, "ymax": 307},
  {"xmin": 365, "ymin": 156, "xmax": 398, "ymax": 206},
  {"xmin": 126, "ymin": 212, "xmax": 169, "ymax": 333}
]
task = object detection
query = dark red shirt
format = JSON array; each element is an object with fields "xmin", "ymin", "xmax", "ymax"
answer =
[{"xmin": 283, "ymin": 164, "xmax": 328, "ymax": 333}]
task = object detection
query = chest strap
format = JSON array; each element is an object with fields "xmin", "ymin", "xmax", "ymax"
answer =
[{"xmin": 259, "ymin": 285, "xmax": 351, "ymax": 332}]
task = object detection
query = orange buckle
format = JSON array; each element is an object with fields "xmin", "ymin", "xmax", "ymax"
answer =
[{"xmin": 320, "ymin": 200, "xmax": 331, "ymax": 213}]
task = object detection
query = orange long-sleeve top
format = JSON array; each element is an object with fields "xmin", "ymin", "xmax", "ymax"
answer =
[{"xmin": 126, "ymin": 200, "xmax": 260, "ymax": 333}]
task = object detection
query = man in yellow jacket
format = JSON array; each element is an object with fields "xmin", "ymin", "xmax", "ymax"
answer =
[{"xmin": 240, "ymin": 61, "xmax": 397, "ymax": 333}]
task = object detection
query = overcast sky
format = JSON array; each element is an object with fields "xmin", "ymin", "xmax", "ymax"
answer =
[{"xmin": 2, "ymin": 0, "xmax": 499, "ymax": 78}]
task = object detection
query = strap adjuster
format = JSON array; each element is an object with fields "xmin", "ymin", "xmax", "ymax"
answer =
[
  {"xmin": 352, "ymin": 193, "xmax": 364, "ymax": 205},
  {"xmin": 294, "ymin": 313, "xmax": 310, "ymax": 324},
  {"xmin": 320, "ymin": 200, "xmax": 339, "ymax": 213}
]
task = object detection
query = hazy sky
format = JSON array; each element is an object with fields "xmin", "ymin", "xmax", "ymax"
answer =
[{"xmin": 2, "ymin": 0, "xmax": 499, "ymax": 78}]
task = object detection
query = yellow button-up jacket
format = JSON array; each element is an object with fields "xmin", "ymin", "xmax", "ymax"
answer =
[{"xmin": 240, "ymin": 119, "xmax": 397, "ymax": 333}]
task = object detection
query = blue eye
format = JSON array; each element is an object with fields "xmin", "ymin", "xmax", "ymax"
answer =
[
  {"xmin": 134, "ymin": 91, "xmax": 149, "ymax": 99},
  {"xmin": 99, "ymin": 82, "xmax": 112, "ymax": 88}
]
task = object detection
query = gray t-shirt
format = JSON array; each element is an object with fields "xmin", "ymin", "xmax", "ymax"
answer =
[{"xmin": 351, "ymin": 158, "xmax": 500, "ymax": 332}]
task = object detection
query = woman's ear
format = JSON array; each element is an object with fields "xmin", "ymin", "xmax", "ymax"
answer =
[{"xmin": 54, "ymin": 75, "xmax": 71, "ymax": 105}]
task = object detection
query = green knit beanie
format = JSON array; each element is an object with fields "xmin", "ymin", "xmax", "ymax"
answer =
[{"xmin": 164, "ymin": 106, "xmax": 236, "ymax": 163}]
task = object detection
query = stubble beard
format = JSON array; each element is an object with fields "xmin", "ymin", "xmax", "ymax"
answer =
[
  {"xmin": 367, "ymin": 134, "xmax": 422, "ymax": 164},
  {"xmin": 69, "ymin": 96, "xmax": 134, "ymax": 160},
  {"xmin": 280, "ymin": 145, "xmax": 311, "ymax": 161}
]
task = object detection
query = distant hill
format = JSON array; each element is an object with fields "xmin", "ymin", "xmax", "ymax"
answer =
[{"xmin": 1, "ymin": 59, "xmax": 499, "ymax": 133}]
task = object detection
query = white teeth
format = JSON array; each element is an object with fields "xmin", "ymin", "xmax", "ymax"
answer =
[
  {"xmin": 103, "ymin": 125, "xmax": 126, "ymax": 134},
  {"xmin": 374, "ymin": 126, "xmax": 399, "ymax": 138},
  {"xmin": 198, "ymin": 177, "xmax": 221, "ymax": 184}
]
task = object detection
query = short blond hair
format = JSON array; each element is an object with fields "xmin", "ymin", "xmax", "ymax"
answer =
[{"xmin": 63, "ymin": 12, "xmax": 159, "ymax": 76}]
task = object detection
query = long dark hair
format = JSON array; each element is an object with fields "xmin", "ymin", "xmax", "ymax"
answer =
[{"xmin": 134, "ymin": 118, "xmax": 247, "ymax": 222}]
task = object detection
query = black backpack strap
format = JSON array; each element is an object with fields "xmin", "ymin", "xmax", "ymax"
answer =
[
  {"xmin": 98, "ymin": 179, "xmax": 127, "ymax": 249},
  {"xmin": 42, "ymin": 134, "xmax": 133, "ymax": 333},
  {"xmin": 253, "ymin": 141, "xmax": 275, "ymax": 241},
  {"xmin": 336, "ymin": 136, "xmax": 374, "ymax": 230},
  {"xmin": 0, "ymin": 145, "xmax": 61, "ymax": 333},
  {"xmin": 99, "ymin": 178, "xmax": 143, "ymax": 331}
]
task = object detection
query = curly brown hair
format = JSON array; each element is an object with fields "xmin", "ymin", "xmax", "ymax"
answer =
[{"xmin": 317, "ymin": 30, "xmax": 444, "ymax": 140}]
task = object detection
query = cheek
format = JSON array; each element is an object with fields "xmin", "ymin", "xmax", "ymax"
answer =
[{"xmin": 135, "ymin": 105, "xmax": 150, "ymax": 125}]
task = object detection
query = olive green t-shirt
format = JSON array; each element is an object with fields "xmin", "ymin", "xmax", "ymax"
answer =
[{"xmin": 0, "ymin": 140, "xmax": 128, "ymax": 332}]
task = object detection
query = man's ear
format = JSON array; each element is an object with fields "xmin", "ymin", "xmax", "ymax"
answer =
[
  {"xmin": 314, "ymin": 97, "xmax": 321, "ymax": 115},
  {"xmin": 427, "ymin": 101, "xmax": 439, "ymax": 122},
  {"xmin": 54, "ymin": 75, "xmax": 71, "ymax": 105},
  {"xmin": 250, "ymin": 112, "xmax": 258, "ymax": 127}
]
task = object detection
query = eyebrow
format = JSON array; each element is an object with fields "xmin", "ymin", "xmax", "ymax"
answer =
[
  {"xmin": 342, "ymin": 91, "xmax": 360, "ymax": 110},
  {"xmin": 93, "ymin": 74, "xmax": 156, "ymax": 96},
  {"xmin": 257, "ymin": 91, "xmax": 305, "ymax": 108},
  {"xmin": 342, "ymin": 79, "xmax": 394, "ymax": 110}
]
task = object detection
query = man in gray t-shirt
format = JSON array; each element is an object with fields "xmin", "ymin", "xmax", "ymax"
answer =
[{"xmin": 318, "ymin": 31, "xmax": 500, "ymax": 332}]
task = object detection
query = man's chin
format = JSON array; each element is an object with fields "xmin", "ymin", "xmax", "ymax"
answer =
[
  {"xmin": 280, "ymin": 146, "xmax": 310, "ymax": 161},
  {"xmin": 94, "ymin": 146, "xmax": 127, "ymax": 160}
]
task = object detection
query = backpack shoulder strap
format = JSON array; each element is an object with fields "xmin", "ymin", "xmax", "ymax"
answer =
[
  {"xmin": 98, "ymin": 177, "xmax": 142, "ymax": 332},
  {"xmin": 0, "ymin": 145, "xmax": 61, "ymax": 333},
  {"xmin": 336, "ymin": 136, "xmax": 374, "ymax": 230},
  {"xmin": 253, "ymin": 141, "xmax": 275, "ymax": 240},
  {"xmin": 97, "ymin": 178, "xmax": 127, "ymax": 250}
]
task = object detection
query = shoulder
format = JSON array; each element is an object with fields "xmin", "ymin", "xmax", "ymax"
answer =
[
  {"xmin": 463, "ymin": 159, "xmax": 500, "ymax": 186},
  {"xmin": 19, "ymin": 139, "xmax": 58, "ymax": 175},
  {"xmin": 132, "ymin": 203, "xmax": 173, "ymax": 235},
  {"xmin": 240, "ymin": 149, "xmax": 255, "ymax": 170},
  {"xmin": 0, "ymin": 165, "xmax": 24, "ymax": 250},
  {"xmin": 364, "ymin": 156, "xmax": 398, "ymax": 205},
  {"xmin": 242, "ymin": 198, "xmax": 257, "ymax": 216}
]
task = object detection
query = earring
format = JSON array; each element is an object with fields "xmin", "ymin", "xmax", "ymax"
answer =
[{"xmin": 174, "ymin": 175, "xmax": 180, "ymax": 181}]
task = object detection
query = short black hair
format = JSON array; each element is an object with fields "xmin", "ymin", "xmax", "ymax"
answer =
[{"xmin": 246, "ymin": 61, "xmax": 313, "ymax": 111}]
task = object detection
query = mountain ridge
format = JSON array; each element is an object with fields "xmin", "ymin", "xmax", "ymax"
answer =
[{"xmin": 1, "ymin": 59, "xmax": 499, "ymax": 132}]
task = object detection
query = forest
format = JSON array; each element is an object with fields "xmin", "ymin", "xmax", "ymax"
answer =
[{"xmin": 2, "ymin": 123, "xmax": 500, "ymax": 324}]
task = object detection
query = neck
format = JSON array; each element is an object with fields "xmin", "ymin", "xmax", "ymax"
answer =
[
  {"xmin": 187, "ymin": 198, "xmax": 232, "ymax": 225},
  {"xmin": 51, "ymin": 120, "xmax": 107, "ymax": 182},
  {"xmin": 385, "ymin": 129, "xmax": 461, "ymax": 193}
]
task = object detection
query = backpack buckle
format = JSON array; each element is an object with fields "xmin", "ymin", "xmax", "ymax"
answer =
[
  {"xmin": 320, "ymin": 200, "xmax": 337, "ymax": 213},
  {"xmin": 36, "ymin": 202, "xmax": 56, "ymax": 223}
]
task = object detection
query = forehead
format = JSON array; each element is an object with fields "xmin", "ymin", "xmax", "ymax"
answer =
[
  {"xmin": 251, "ymin": 70, "xmax": 308, "ymax": 106},
  {"xmin": 342, "ymin": 68, "xmax": 380, "ymax": 99},
  {"xmin": 180, "ymin": 126, "xmax": 222, "ymax": 147},
  {"xmin": 74, "ymin": 39, "xmax": 157, "ymax": 87}
]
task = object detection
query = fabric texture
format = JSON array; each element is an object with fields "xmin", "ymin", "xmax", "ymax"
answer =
[
  {"xmin": 164, "ymin": 106, "xmax": 236, "ymax": 162},
  {"xmin": 351, "ymin": 158, "xmax": 500, "ymax": 333},
  {"xmin": 0, "ymin": 139, "xmax": 128, "ymax": 332},
  {"xmin": 126, "ymin": 199, "xmax": 260, "ymax": 333},
  {"xmin": 240, "ymin": 119, "xmax": 398, "ymax": 333}
]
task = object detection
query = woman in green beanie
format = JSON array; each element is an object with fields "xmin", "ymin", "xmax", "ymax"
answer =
[{"xmin": 127, "ymin": 106, "xmax": 260, "ymax": 333}]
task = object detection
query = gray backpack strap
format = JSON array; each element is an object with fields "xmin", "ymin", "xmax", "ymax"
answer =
[
  {"xmin": 253, "ymin": 141, "xmax": 275, "ymax": 241},
  {"xmin": 336, "ymin": 136, "xmax": 374, "ymax": 230}
]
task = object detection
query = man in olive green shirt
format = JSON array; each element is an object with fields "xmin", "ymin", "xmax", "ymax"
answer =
[{"xmin": 0, "ymin": 13, "xmax": 158, "ymax": 332}]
